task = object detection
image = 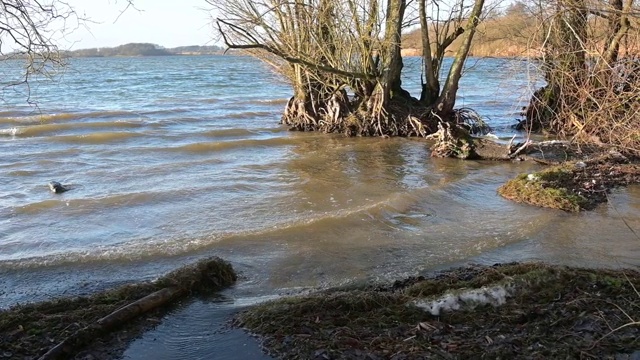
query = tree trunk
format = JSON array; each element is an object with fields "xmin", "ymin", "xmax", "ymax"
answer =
[
  {"xmin": 435, "ymin": 0, "xmax": 485, "ymax": 117},
  {"xmin": 419, "ymin": 0, "xmax": 439, "ymax": 105},
  {"xmin": 524, "ymin": 0, "xmax": 587, "ymax": 131},
  {"xmin": 282, "ymin": 68, "xmax": 319, "ymax": 130},
  {"xmin": 381, "ymin": 0, "xmax": 406, "ymax": 104},
  {"xmin": 552, "ymin": 0, "xmax": 587, "ymax": 84},
  {"xmin": 600, "ymin": 0, "xmax": 631, "ymax": 67}
]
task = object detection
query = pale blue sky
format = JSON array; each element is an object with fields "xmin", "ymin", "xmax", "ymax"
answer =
[{"xmin": 63, "ymin": 0, "xmax": 216, "ymax": 50}]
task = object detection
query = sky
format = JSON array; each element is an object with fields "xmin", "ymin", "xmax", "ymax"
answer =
[{"xmin": 61, "ymin": 0, "xmax": 217, "ymax": 50}]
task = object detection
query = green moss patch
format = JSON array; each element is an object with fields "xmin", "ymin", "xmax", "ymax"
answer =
[
  {"xmin": 237, "ymin": 263, "xmax": 640, "ymax": 359},
  {"xmin": 499, "ymin": 153, "xmax": 640, "ymax": 211},
  {"xmin": 0, "ymin": 257, "xmax": 236, "ymax": 359},
  {"xmin": 498, "ymin": 166, "xmax": 589, "ymax": 211}
]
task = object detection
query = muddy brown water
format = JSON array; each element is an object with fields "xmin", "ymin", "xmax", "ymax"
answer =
[{"xmin": 0, "ymin": 56, "xmax": 638, "ymax": 359}]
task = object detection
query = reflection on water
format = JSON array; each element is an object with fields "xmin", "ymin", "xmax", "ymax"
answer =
[{"xmin": 122, "ymin": 297, "xmax": 272, "ymax": 360}]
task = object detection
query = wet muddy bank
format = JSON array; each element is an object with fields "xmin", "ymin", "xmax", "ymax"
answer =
[
  {"xmin": 236, "ymin": 263, "xmax": 640, "ymax": 359},
  {"xmin": 0, "ymin": 257, "xmax": 236, "ymax": 360},
  {"xmin": 3, "ymin": 261, "xmax": 638, "ymax": 359},
  {"xmin": 499, "ymin": 151, "xmax": 640, "ymax": 212}
]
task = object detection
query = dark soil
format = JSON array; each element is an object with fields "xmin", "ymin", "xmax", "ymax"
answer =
[
  {"xmin": 0, "ymin": 257, "xmax": 236, "ymax": 360},
  {"xmin": 499, "ymin": 152, "xmax": 640, "ymax": 211},
  {"xmin": 236, "ymin": 263, "xmax": 640, "ymax": 359}
]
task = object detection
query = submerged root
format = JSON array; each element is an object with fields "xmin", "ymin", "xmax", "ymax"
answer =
[
  {"xmin": 280, "ymin": 94, "xmax": 500, "ymax": 157},
  {"xmin": 428, "ymin": 121, "xmax": 478, "ymax": 159},
  {"xmin": 453, "ymin": 107, "xmax": 492, "ymax": 136},
  {"xmin": 281, "ymin": 94, "xmax": 441, "ymax": 137},
  {"xmin": 282, "ymin": 97, "xmax": 318, "ymax": 131}
]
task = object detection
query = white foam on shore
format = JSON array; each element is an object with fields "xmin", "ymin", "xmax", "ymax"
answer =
[{"xmin": 414, "ymin": 285, "xmax": 512, "ymax": 316}]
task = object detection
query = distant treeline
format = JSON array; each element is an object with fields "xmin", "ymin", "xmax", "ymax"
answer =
[
  {"xmin": 64, "ymin": 43, "xmax": 225, "ymax": 57},
  {"xmin": 401, "ymin": 2, "xmax": 539, "ymax": 58}
]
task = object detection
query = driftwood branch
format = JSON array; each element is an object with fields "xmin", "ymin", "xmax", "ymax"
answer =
[
  {"xmin": 509, "ymin": 140, "xmax": 571, "ymax": 157},
  {"xmin": 38, "ymin": 287, "xmax": 185, "ymax": 360},
  {"xmin": 37, "ymin": 256, "xmax": 237, "ymax": 360},
  {"xmin": 509, "ymin": 140, "xmax": 533, "ymax": 158}
]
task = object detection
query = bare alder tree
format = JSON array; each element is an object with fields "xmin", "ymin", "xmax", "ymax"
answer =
[
  {"xmin": 211, "ymin": 0, "xmax": 385, "ymax": 132},
  {"xmin": 523, "ymin": 0, "xmax": 640, "ymax": 154},
  {"xmin": 428, "ymin": 0, "xmax": 486, "ymax": 116},
  {"xmin": 416, "ymin": 0, "xmax": 471, "ymax": 105},
  {"xmin": 212, "ymin": 0, "xmax": 488, "ymax": 139}
]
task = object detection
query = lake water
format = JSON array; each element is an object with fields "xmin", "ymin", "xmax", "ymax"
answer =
[{"xmin": 1, "ymin": 55, "xmax": 639, "ymax": 358}]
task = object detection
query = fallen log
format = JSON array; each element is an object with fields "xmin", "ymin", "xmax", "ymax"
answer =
[
  {"xmin": 38, "ymin": 287, "xmax": 185, "ymax": 360},
  {"xmin": 428, "ymin": 121, "xmax": 575, "ymax": 161},
  {"xmin": 37, "ymin": 256, "xmax": 236, "ymax": 360}
]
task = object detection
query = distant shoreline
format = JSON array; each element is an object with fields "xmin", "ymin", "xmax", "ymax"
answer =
[
  {"xmin": 63, "ymin": 43, "xmax": 226, "ymax": 58},
  {"xmin": 64, "ymin": 53, "xmax": 230, "ymax": 58},
  {"xmin": 3, "ymin": 42, "xmax": 535, "ymax": 60}
]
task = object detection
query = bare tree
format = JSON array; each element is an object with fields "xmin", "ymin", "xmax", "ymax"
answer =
[
  {"xmin": 212, "ymin": 0, "xmax": 488, "ymax": 138},
  {"xmin": 1, "ymin": 0, "xmax": 135, "ymax": 98},
  {"xmin": 522, "ymin": 0, "xmax": 640, "ymax": 154},
  {"xmin": 1, "ymin": 1, "xmax": 80, "ymax": 86},
  {"xmin": 431, "ymin": 0, "xmax": 486, "ymax": 117}
]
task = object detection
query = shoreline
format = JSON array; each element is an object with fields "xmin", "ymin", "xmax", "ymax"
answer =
[
  {"xmin": 237, "ymin": 263, "xmax": 640, "ymax": 359},
  {"xmin": 0, "ymin": 257, "xmax": 237, "ymax": 360},
  {"xmin": 1, "ymin": 261, "xmax": 639, "ymax": 359},
  {"xmin": 499, "ymin": 149, "xmax": 640, "ymax": 212}
]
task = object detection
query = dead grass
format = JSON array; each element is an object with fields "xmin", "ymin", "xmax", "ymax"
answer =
[
  {"xmin": 236, "ymin": 263, "xmax": 640, "ymax": 359},
  {"xmin": 498, "ymin": 153, "xmax": 640, "ymax": 211}
]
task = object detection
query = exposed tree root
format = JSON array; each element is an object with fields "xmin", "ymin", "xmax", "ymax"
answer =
[
  {"xmin": 281, "ymin": 94, "xmax": 498, "ymax": 158},
  {"xmin": 428, "ymin": 121, "xmax": 478, "ymax": 159},
  {"xmin": 280, "ymin": 93, "xmax": 582, "ymax": 163}
]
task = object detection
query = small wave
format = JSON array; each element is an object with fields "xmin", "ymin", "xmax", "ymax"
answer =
[
  {"xmin": 141, "ymin": 109, "xmax": 191, "ymax": 116},
  {"xmin": 0, "ymin": 190, "xmax": 421, "ymax": 269},
  {"xmin": 199, "ymin": 98, "xmax": 220, "ymax": 104},
  {"xmin": 7, "ymin": 170, "xmax": 40, "ymax": 177},
  {"xmin": 0, "ymin": 127, "xmax": 20, "ymax": 136},
  {"xmin": 0, "ymin": 111, "xmax": 135, "ymax": 125},
  {"xmin": 261, "ymin": 98, "xmax": 289, "ymax": 105},
  {"xmin": 0, "ymin": 110, "xmax": 22, "ymax": 118},
  {"xmin": 50, "ymin": 132, "xmax": 141, "ymax": 144},
  {"xmin": 225, "ymin": 111, "xmax": 277, "ymax": 119},
  {"xmin": 167, "ymin": 137, "xmax": 296, "ymax": 153},
  {"xmin": 0, "ymin": 121, "xmax": 143, "ymax": 138},
  {"xmin": 13, "ymin": 199, "xmax": 64, "ymax": 214},
  {"xmin": 39, "ymin": 113, "xmax": 87, "ymax": 122},
  {"xmin": 201, "ymin": 128, "xmax": 256, "ymax": 138},
  {"xmin": 0, "ymin": 112, "xmax": 79, "ymax": 124},
  {"xmin": 235, "ymin": 98, "xmax": 289, "ymax": 106},
  {"xmin": 201, "ymin": 128, "xmax": 283, "ymax": 138},
  {"xmin": 13, "ymin": 191, "xmax": 166, "ymax": 215}
]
